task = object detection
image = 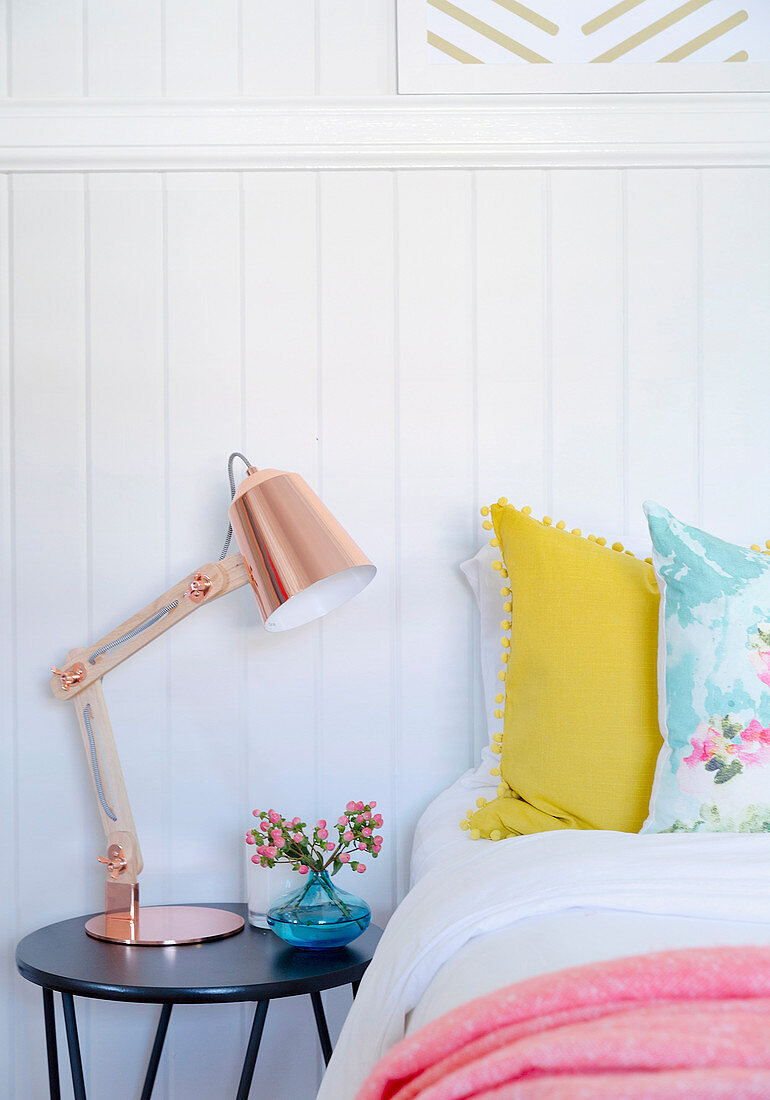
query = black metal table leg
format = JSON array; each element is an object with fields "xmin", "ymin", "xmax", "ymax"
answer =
[
  {"xmin": 351, "ymin": 979, "xmax": 361, "ymax": 999},
  {"xmin": 61, "ymin": 993, "xmax": 87, "ymax": 1100},
  {"xmin": 310, "ymin": 991, "xmax": 333, "ymax": 1066},
  {"xmin": 235, "ymin": 999, "xmax": 269, "ymax": 1100},
  {"xmin": 140, "ymin": 1003, "xmax": 173, "ymax": 1100},
  {"xmin": 42, "ymin": 988, "xmax": 61, "ymax": 1100}
]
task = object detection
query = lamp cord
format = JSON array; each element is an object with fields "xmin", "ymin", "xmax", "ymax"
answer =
[
  {"xmin": 218, "ymin": 451, "xmax": 254, "ymax": 561},
  {"xmin": 86, "ymin": 452, "xmax": 254, "ymax": 670},
  {"xmin": 83, "ymin": 704, "xmax": 118, "ymax": 822},
  {"xmin": 89, "ymin": 601, "xmax": 180, "ymax": 665}
]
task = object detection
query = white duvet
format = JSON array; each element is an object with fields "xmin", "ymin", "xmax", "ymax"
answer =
[{"xmin": 317, "ymin": 828, "xmax": 770, "ymax": 1100}]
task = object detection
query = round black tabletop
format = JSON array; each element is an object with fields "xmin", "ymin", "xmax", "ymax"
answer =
[{"xmin": 16, "ymin": 903, "xmax": 383, "ymax": 1005}]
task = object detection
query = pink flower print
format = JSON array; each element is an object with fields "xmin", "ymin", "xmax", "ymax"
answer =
[
  {"xmin": 684, "ymin": 735, "xmax": 714, "ymax": 768},
  {"xmin": 750, "ymin": 646, "xmax": 770, "ymax": 686}
]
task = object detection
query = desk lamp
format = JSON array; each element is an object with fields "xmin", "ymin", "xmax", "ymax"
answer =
[{"xmin": 50, "ymin": 454, "xmax": 375, "ymax": 946}]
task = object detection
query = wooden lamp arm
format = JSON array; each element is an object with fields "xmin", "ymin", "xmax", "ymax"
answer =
[
  {"xmin": 50, "ymin": 554, "xmax": 249, "ymax": 702},
  {"xmin": 50, "ymin": 553, "xmax": 251, "ymax": 884}
]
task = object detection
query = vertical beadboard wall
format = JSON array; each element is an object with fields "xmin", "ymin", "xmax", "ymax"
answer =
[{"xmin": 2, "ymin": 5, "xmax": 770, "ymax": 1100}]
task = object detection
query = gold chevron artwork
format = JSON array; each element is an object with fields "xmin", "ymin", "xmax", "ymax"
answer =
[{"xmin": 426, "ymin": 0, "xmax": 762, "ymax": 65}]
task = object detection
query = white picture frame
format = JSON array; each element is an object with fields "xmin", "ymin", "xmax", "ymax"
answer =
[{"xmin": 396, "ymin": 0, "xmax": 770, "ymax": 94}]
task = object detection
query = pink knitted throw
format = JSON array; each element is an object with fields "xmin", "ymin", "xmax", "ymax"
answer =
[{"xmin": 356, "ymin": 947, "xmax": 770, "ymax": 1100}]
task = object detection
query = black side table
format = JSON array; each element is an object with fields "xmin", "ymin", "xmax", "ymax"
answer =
[{"xmin": 16, "ymin": 902, "xmax": 382, "ymax": 1100}]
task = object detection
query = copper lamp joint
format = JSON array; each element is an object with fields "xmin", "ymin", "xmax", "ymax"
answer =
[
  {"xmin": 51, "ymin": 663, "xmax": 87, "ymax": 691},
  {"xmin": 97, "ymin": 843, "xmax": 127, "ymax": 880},
  {"xmin": 187, "ymin": 573, "xmax": 212, "ymax": 603}
]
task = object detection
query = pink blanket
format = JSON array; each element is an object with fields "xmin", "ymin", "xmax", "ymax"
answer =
[{"xmin": 356, "ymin": 947, "xmax": 770, "ymax": 1100}]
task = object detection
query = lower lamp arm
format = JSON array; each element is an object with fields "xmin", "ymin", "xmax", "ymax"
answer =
[{"xmin": 51, "ymin": 554, "xmax": 250, "ymax": 902}]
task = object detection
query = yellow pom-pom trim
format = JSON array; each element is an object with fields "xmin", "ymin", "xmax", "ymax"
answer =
[
  {"xmin": 612, "ymin": 542, "xmax": 624, "ymax": 552},
  {"xmin": 501, "ymin": 637, "xmax": 510, "ymax": 648},
  {"xmin": 476, "ymin": 797, "xmax": 488, "ymax": 808},
  {"xmin": 596, "ymin": 536, "xmax": 606, "ymax": 547},
  {"xmin": 493, "ymin": 731, "xmax": 503, "ymax": 743},
  {"xmin": 588, "ymin": 534, "xmax": 596, "ymax": 542},
  {"xmin": 766, "ymin": 541, "xmax": 770, "ymax": 550},
  {"xmin": 542, "ymin": 516, "xmax": 552, "ymax": 526},
  {"xmin": 625, "ymin": 550, "xmax": 634, "ymax": 556},
  {"xmin": 491, "ymin": 743, "xmax": 503, "ymax": 755},
  {"xmin": 483, "ymin": 520, "xmax": 493, "ymax": 531},
  {"xmin": 752, "ymin": 544, "xmax": 761, "ymax": 553},
  {"xmin": 572, "ymin": 528, "xmax": 581, "ymax": 536},
  {"xmin": 480, "ymin": 506, "xmax": 490, "ymax": 516},
  {"xmin": 645, "ymin": 557, "xmax": 652, "ymax": 565},
  {"xmin": 498, "ymin": 497, "xmax": 508, "ymax": 506},
  {"xmin": 498, "ymin": 671, "xmax": 506, "ymax": 681},
  {"xmin": 497, "ymin": 783, "xmax": 508, "ymax": 797},
  {"xmin": 490, "ymin": 830, "xmax": 502, "ymax": 842},
  {"xmin": 494, "ymin": 710, "xmax": 504, "ymax": 720},
  {"xmin": 490, "ymin": 537, "xmax": 500, "ymax": 547},
  {"xmin": 522, "ymin": 506, "xmax": 532, "ymax": 515},
  {"xmin": 467, "ymin": 808, "xmax": 474, "ymax": 819},
  {"xmin": 556, "ymin": 520, "xmax": 565, "ymax": 530},
  {"xmin": 470, "ymin": 828, "xmax": 480, "ymax": 841},
  {"xmin": 500, "ymin": 569, "xmax": 508, "ymax": 578},
  {"xmin": 495, "ymin": 693, "xmax": 504, "ymax": 703},
  {"xmin": 501, "ymin": 620, "xmax": 511, "ymax": 630},
  {"xmin": 501, "ymin": 653, "xmax": 509, "ymax": 663},
  {"xmin": 492, "ymin": 560, "xmax": 502, "ymax": 571},
  {"xmin": 490, "ymin": 766, "xmax": 500, "ymax": 777},
  {"xmin": 504, "ymin": 601, "xmax": 512, "ymax": 612},
  {"xmin": 459, "ymin": 819, "xmax": 470, "ymax": 831}
]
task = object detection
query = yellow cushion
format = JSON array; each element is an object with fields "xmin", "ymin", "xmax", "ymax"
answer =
[{"xmin": 467, "ymin": 504, "xmax": 662, "ymax": 839}]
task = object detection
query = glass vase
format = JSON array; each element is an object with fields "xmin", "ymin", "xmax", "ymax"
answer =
[{"xmin": 267, "ymin": 870, "xmax": 371, "ymax": 949}]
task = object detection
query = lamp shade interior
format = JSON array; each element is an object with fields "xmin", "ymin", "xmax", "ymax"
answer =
[{"xmin": 264, "ymin": 563, "xmax": 376, "ymax": 632}]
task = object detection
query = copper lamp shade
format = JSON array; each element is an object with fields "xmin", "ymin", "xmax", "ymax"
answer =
[{"xmin": 229, "ymin": 468, "xmax": 376, "ymax": 631}]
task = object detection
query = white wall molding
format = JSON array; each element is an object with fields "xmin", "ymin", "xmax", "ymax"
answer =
[{"xmin": 1, "ymin": 94, "xmax": 770, "ymax": 171}]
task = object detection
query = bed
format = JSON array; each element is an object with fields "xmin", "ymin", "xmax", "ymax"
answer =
[{"xmin": 317, "ymin": 506, "xmax": 770, "ymax": 1099}]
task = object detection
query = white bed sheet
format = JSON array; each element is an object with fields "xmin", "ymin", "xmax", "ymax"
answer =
[
  {"xmin": 318, "ymin": 780, "xmax": 770, "ymax": 1100},
  {"xmin": 408, "ymin": 773, "xmax": 770, "ymax": 1035}
]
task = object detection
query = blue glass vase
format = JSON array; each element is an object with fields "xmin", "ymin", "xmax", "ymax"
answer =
[{"xmin": 267, "ymin": 870, "xmax": 371, "ymax": 949}]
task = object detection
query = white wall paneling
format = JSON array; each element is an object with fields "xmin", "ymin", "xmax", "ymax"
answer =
[
  {"xmin": 318, "ymin": 1, "xmax": 396, "ymax": 97},
  {"xmin": 85, "ymin": 2, "xmax": 163, "ymax": 98},
  {"xmin": 3, "ymin": 158, "xmax": 770, "ymax": 1097},
  {"xmin": 8, "ymin": 0, "xmax": 84, "ymax": 98},
  {"xmin": 625, "ymin": 169, "xmax": 700, "ymax": 536},
  {"xmin": 10, "ymin": 172, "xmax": 93, "ymax": 1097},
  {"xmin": 550, "ymin": 169, "xmax": 624, "ymax": 532},
  {"xmin": 701, "ymin": 168, "xmax": 770, "ymax": 542},
  {"xmin": 240, "ymin": 2, "xmax": 317, "ymax": 98},
  {"xmin": 397, "ymin": 169, "xmax": 476, "ymax": 875}
]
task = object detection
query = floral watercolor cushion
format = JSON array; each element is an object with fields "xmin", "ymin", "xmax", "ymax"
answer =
[{"xmin": 643, "ymin": 502, "xmax": 770, "ymax": 834}]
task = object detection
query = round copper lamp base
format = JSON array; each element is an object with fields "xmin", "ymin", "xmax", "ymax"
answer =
[{"xmin": 85, "ymin": 906, "xmax": 245, "ymax": 946}]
